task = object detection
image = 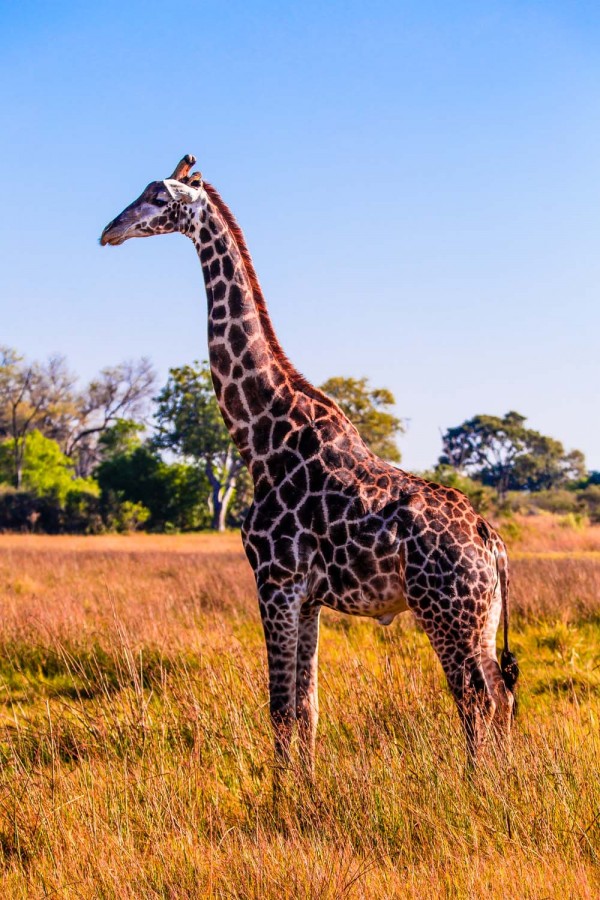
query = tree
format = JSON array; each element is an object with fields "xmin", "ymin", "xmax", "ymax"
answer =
[
  {"xmin": 0, "ymin": 348, "xmax": 156, "ymax": 483},
  {"xmin": 511, "ymin": 440, "xmax": 586, "ymax": 492},
  {"xmin": 319, "ymin": 376, "xmax": 404, "ymax": 462},
  {"xmin": 61, "ymin": 358, "xmax": 156, "ymax": 476},
  {"xmin": 97, "ymin": 418, "xmax": 146, "ymax": 461},
  {"xmin": 153, "ymin": 362, "xmax": 247, "ymax": 531},
  {"xmin": 0, "ymin": 347, "xmax": 77, "ymax": 488},
  {"xmin": 96, "ymin": 429, "xmax": 209, "ymax": 532},
  {"xmin": 0, "ymin": 430, "xmax": 97, "ymax": 504},
  {"xmin": 439, "ymin": 411, "xmax": 586, "ymax": 497}
]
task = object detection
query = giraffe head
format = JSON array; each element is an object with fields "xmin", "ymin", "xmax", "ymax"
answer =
[{"xmin": 100, "ymin": 155, "xmax": 205, "ymax": 246}]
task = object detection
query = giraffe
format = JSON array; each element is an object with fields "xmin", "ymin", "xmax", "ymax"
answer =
[{"xmin": 100, "ymin": 155, "xmax": 519, "ymax": 786}]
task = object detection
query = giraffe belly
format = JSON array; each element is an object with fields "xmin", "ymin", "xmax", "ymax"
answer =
[{"xmin": 311, "ymin": 558, "xmax": 408, "ymax": 623}]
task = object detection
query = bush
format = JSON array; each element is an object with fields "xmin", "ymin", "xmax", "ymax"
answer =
[
  {"xmin": 528, "ymin": 490, "xmax": 581, "ymax": 516},
  {"xmin": 497, "ymin": 517, "xmax": 524, "ymax": 544},
  {"xmin": 558, "ymin": 512, "xmax": 590, "ymax": 531},
  {"xmin": 577, "ymin": 485, "xmax": 600, "ymax": 523},
  {"xmin": 503, "ymin": 487, "xmax": 600, "ymax": 524},
  {"xmin": 97, "ymin": 445, "xmax": 211, "ymax": 532},
  {"xmin": 114, "ymin": 500, "xmax": 151, "ymax": 533},
  {"xmin": 0, "ymin": 485, "xmax": 103, "ymax": 534},
  {"xmin": 64, "ymin": 489, "xmax": 105, "ymax": 534}
]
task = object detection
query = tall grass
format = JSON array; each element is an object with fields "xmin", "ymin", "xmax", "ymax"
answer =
[
  {"xmin": 0, "ymin": 533, "xmax": 598, "ymax": 897},
  {"xmin": 505, "ymin": 514, "xmax": 600, "ymax": 555}
]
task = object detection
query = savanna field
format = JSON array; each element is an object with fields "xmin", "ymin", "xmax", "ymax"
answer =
[{"xmin": 0, "ymin": 519, "xmax": 598, "ymax": 898}]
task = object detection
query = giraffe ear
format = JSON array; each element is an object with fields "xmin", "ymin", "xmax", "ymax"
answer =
[{"xmin": 163, "ymin": 179, "xmax": 202, "ymax": 202}]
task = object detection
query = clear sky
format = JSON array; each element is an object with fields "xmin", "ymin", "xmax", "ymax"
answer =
[{"xmin": 1, "ymin": 1, "xmax": 598, "ymax": 471}]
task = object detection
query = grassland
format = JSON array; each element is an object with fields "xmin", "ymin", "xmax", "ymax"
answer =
[{"xmin": 0, "ymin": 521, "xmax": 598, "ymax": 898}]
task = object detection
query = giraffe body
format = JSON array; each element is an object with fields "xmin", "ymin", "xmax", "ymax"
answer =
[{"xmin": 101, "ymin": 156, "xmax": 518, "ymax": 782}]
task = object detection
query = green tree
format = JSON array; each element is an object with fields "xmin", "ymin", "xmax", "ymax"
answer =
[
  {"xmin": 97, "ymin": 426, "xmax": 210, "ymax": 532},
  {"xmin": 0, "ymin": 347, "xmax": 76, "ymax": 488},
  {"xmin": 319, "ymin": 376, "xmax": 404, "ymax": 462},
  {"xmin": 0, "ymin": 347, "xmax": 155, "ymax": 484},
  {"xmin": 0, "ymin": 430, "xmax": 97, "ymax": 504},
  {"xmin": 97, "ymin": 418, "xmax": 146, "ymax": 460},
  {"xmin": 439, "ymin": 411, "xmax": 586, "ymax": 497},
  {"xmin": 153, "ymin": 362, "xmax": 247, "ymax": 531},
  {"xmin": 62, "ymin": 359, "xmax": 155, "ymax": 476}
]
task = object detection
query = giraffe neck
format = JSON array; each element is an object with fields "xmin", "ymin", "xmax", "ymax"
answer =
[
  {"xmin": 186, "ymin": 182, "xmax": 370, "ymax": 481},
  {"xmin": 186, "ymin": 184, "xmax": 306, "ymax": 462}
]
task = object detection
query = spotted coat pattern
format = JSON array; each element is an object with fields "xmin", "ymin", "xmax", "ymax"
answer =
[{"xmin": 100, "ymin": 157, "xmax": 517, "ymax": 779}]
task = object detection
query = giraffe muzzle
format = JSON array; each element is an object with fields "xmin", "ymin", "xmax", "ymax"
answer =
[{"xmin": 100, "ymin": 219, "xmax": 128, "ymax": 246}]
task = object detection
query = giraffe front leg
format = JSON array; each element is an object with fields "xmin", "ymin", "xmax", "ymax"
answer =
[
  {"xmin": 258, "ymin": 581, "xmax": 302, "ymax": 800},
  {"xmin": 296, "ymin": 605, "xmax": 321, "ymax": 783}
]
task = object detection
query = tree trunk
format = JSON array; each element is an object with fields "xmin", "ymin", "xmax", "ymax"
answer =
[
  {"xmin": 205, "ymin": 449, "xmax": 243, "ymax": 532},
  {"xmin": 13, "ymin": 439, "xmax": 23, "ymax": 489},
  {"xmin": 206, "ymin": 459, "xmax": 228, "ymax": 532},
  {"xmin": 216, "ymin": 500, "xmax": 227, "ymax": 533},
  {"xmin": 210, "ymin": 482, "xmax": 224, "ymax": 532}
]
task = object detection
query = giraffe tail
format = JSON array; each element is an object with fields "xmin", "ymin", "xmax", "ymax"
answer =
[{"xmin": 497, "ymin": 550, "xmax": 520, "ymax": 704}]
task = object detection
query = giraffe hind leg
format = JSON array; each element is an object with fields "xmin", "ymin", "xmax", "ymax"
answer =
[
  {"xmin": 446, "ymin": 656, "xmax": 497, "ymax": 764},
  {"xmin": 415, "ymin": 610, "xmax": 498, "ymax": 763},
  {"xmin": 481, "ymin": 651, "xmax": 515, "ymax": 750}
]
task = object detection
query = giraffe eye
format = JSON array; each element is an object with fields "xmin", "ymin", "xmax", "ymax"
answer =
[{"xmin": 154, "ymin": 198, "xmax": 168, "ymax": 208}]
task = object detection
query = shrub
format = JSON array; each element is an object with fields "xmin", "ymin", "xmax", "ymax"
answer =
[
  {"xmin": 0, "ymin": 485, "xmax": 103, "ymax": 534},
  {"xmin": 114, "ymin": 500, "xmax": 151, "ymax": 533}
]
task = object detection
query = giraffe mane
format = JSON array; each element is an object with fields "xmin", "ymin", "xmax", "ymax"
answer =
[{"xmin": 203, "ymin": 181, "xmax": 359, "ymax": 425}]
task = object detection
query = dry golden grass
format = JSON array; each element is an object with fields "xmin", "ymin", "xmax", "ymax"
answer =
[
  {"xmin": 0, "ymin": 527, "xmax": 598, "ymax": 897},
  {"xmin": 506, "ymin": 514, "xmax": 600, "ymax": 555}
]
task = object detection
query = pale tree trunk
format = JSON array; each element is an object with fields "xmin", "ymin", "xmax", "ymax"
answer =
[
  {"xmin": 205, "ymin": 448, "xmax": 244, "ymax": 532},
  {"xmin": 13, "ymin": 437, "xmax": 25, "ymax": 489}
]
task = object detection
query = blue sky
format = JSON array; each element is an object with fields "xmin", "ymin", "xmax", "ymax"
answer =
[{"xmin": 1, "ymin": 1, "xmax": 598, "ymax": 471}]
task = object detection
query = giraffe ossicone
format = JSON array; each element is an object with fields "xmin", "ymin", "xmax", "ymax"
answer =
[{"xmin": 100, "ymin": 154, "xmax": 519, "ymax": 787}]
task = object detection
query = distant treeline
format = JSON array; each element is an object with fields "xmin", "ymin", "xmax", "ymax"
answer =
[{"xmin": 0, "ymin": 347, "xmax": 597, "ymax": 533}]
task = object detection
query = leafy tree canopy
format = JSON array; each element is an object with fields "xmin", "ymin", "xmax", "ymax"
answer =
[
  {"xmin": 439, "ymin": 411, "xmax": 586, "ymax": 495},
  {"xmin": 98, "ymin": 418, "xmax": 145, "ymax": 460},
  {"xmin": 0, "ymin": 430, "xmax": 97, "ymax": 504},
  {"xmin": 319, "ymin": 376, "xmax": 404, "ymax": 462},
  {"xmin": 0, "ymin": 347, "xmax": 155, "ymax": 483},
  {"xmin": 97, "ymin": 422, "xmax": 210, "ymax": 532},
  {"xmin": 0, "ymin": 347, "xmax": 77, "ymax": 488}
]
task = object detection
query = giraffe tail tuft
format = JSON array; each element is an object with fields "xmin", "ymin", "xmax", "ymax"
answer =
[{"xmin": 500, "ymin": 649, "xmax": 520, "ymax": 693}]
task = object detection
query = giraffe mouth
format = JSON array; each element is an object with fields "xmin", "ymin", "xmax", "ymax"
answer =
[{"xmin": 100, "ymin": 224, "xmax": 127, "ymax": 246}]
